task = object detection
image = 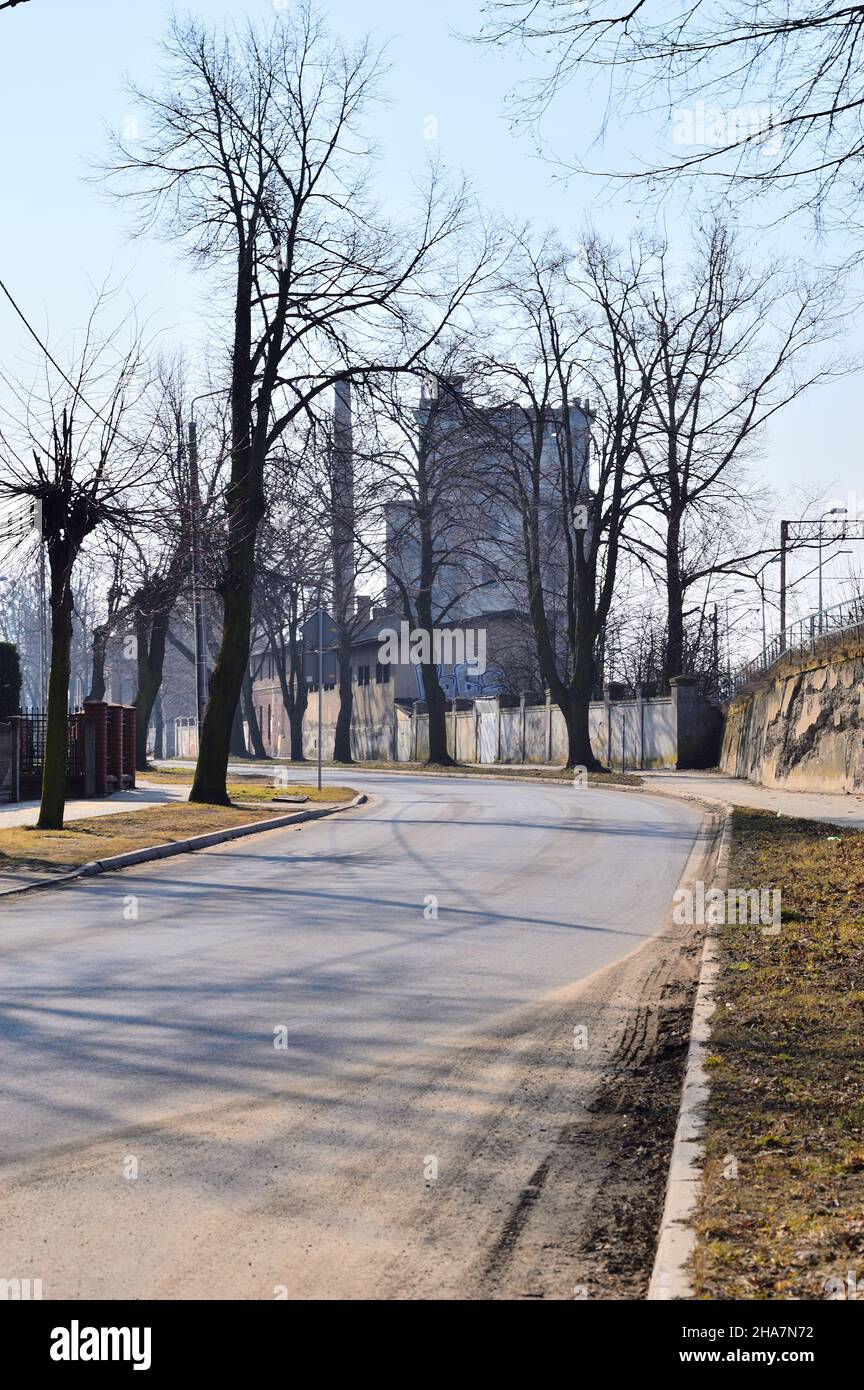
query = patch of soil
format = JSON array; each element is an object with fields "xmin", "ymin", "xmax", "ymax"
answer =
[{"xmin": 574, "ymin": 999, "xmax": 697, "ymax": 1298}]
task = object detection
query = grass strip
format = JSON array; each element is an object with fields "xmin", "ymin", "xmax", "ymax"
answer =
[{"xmin": 694, "ymin": 808, "xmax": 864, "ymax": 1300}]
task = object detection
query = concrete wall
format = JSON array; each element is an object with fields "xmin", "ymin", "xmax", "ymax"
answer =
[
  {"xmin": 720, "ymin": 634, "xmax": 864, "ymax": 793},
  {"xmin": 254, "ymin": 673, "xmax": 720, "ymax": 770},
  {"xmin": 384, "ymin": 682, "xmax": 717, "ymax": 769}
]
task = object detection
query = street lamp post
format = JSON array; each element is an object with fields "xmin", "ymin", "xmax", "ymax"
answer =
[
  {"xmin": 818, "ymin": 507, "xmax": 847, "ymax": 629},
  {"xmin": 37, "ymin": 550, "xmax": 46, "ymax": 709},
  {"xmin": 317, "ymin": 601, "xmax": 323, "ymax": 792},
  {"xmin": 779, "ymin": 520, "xmax": 788, "ymax": 648},
  {"xmin": 780, "ymin": 510, "xmax": 854, "ymax": 648},
  {"xmin": 724, "ymin": 589, "xmax": 748, "ymax": 680}
]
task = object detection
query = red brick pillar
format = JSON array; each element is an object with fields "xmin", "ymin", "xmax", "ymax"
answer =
[
  {"xmin": 108, "ymin": 705, "xmax": 124, "ymax": 791},
  {"xmin": 83, "ymin": 700, "xmax": 108, "ymax": 797},
  {"xmin": 123, "ymin": 706, "xmax": 136, "ymax": 788}
]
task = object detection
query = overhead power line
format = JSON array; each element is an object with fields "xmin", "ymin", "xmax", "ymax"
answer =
[{"xmin": 0, "ymin": 274, "xmax": 127, "ymax": 435}]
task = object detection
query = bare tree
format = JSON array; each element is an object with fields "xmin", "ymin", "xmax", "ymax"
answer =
[
  {"xmin": 0, "ymin": 293, "xmax": 151, "ymax": 828},
  {"xmin": 480, "ymin": 231, "xmax": 654, "ymax": 769},
  {"xmin": 621, "ymin": 220, "xmax": 842, "ymax": 681},
  {"xmin": 255, "ymin": 465, "xmax": 329, "ymax": 762},
  {"xmin": 102, "ymin": 7, "xmax": 483, "ymax": 804},
  {"xmin": 475, "ymin": 1, "xmax": 864, "ymax": 236},
  {"xmin": 85, "ymin": 535, "xmax": 128, "ymax": 700},
  {"xmin": 358, "ymin": 366, "xmax": 505, "ymax": 765},
  {"xmin": 306, "ymin": 383, "xmax": 389, "ymax": 764}
]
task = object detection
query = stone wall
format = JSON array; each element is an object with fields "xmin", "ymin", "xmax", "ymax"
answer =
[{"xmin": 720, "ymin": 634, "xmax": 864, "ymax": 792}]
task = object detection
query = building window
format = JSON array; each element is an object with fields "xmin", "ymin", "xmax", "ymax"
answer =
[
  {"xmin": 356, "ymin": 664, "xmax": 371, "ymax": 687},
  {"xmin": 375, "ymin": 663, "xmax": 390, "ymax": 684}
]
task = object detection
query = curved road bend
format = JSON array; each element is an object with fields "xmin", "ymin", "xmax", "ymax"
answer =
[{"xmin": 0, "ymin": 772, "xmax": 704, "ymax": 1299}]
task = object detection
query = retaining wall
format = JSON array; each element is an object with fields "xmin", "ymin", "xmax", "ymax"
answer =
[{"xmin": 720, "ymin": 634, "xmax": 864, "ymax": 792}]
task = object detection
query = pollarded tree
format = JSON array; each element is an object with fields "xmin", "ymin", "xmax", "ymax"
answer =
[{"xmin": 0, "ymin": 292, "xmax": 152, "ymax": 828}]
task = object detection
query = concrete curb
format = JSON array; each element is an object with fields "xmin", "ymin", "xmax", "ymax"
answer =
[
  {"xmin": 157, "ymin": 763, "xmax": 647, "ymax": 794},
  {"xmin": 0, "ymin": 793, "xmax": 367, "ymax": 900},
  {"xmin": 647, "ymin": 802, "xmax": 734, "ymax": 1301}
]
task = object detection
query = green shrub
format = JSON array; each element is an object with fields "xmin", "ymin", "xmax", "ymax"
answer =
[{"xmin": 0, "ymin": 641, "xmax": 22, "ymax": 719}]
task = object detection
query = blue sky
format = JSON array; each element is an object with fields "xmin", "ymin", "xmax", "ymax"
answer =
[{"xmin": 1, "ymin": 0, "xmax": 860, "ymax": 625}]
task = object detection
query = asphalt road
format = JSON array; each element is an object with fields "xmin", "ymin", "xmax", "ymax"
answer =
[{"xmin": 0, "ymin": 772, "xmax": 704, "ymax": 1299}]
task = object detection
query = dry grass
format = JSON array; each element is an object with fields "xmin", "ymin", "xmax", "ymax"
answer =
[
  {"xmin": 694, "ymin": 808, "xmax": 864, "ymax": 1300},
  {"xmin": 140, "ymin": 771, "xmax": 354, "ymax": 803},
  {"xmin": 0, "ymin": 787, "xmax": 357, "ymax": 875}
]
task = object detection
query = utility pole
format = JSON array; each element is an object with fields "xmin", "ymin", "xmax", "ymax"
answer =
[
  {"xmin": 779, "ymin": 520, "xmax": 788, "ymax": 650},
  {"xmin": 818, "ymin": 506, "xmax": 847, "ymax": 630},
  {"xmin": 724, "ymin": 589, "xmax": 748, "ymax": 681},
  {"xmin": 187, "ymin": 416, "xmax": 209, "ymax": 732},
  {"xmin": 37, "ymin": 545, "xmax": 46, "ymax": 709},
  {"xmin": 317, "ymin": 601, "xmax": 323, "ymax": 792},
  {"xmin": 755, "ymin": 577, "xmax": 767, "ymax": 654}
]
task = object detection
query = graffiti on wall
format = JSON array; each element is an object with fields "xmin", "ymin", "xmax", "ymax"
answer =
[{"xmin": 414, "ymin": 661, "xmax": 506, "ymax": 701}]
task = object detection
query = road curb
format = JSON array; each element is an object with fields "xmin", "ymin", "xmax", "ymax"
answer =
[
  {"xmin": 0, "ymin": 793, "xmax": 367, "ymax": 899},
  {"xmin": 161, "ymin": 763, "xmax": 647, "ymax": 794},
  {"xmin": 647, "ymin": 802, "xmax": 734, "ymax": 1300}
]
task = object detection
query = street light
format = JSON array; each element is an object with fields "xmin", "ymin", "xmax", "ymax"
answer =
[
  {"xmin": 779, "ymin": 511, "xmax": 861, "ymax": 647},
  {"xmin": 818, "ymin": 507, "xmax": 847, "ymax": 628},
  {"xmin": 724, "ymin": 588, "xmax": 748, "ymax": 680}
]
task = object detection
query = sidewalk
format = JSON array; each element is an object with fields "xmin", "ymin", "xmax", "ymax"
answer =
[
  {"xmin": 638, "ymin": 768, "xmax": 864, "ymax": 829},
  {"xmin": 0, "ymin": 784, "xmax": 189, "ymax": 894},
  {"xmin": 0, "ymin": 782, "xmax": 188, "ymax": 830}
]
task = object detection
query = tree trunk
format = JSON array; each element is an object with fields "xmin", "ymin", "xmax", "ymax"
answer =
[
  {"xmin": 562, "ymin": 693, "xmax": 602, "ymax": 771},
  {"xmin": 154, "ymin": 690, "xmax": 164, "ymax": 760},
  {"xmin": 422, "ymin": 660, "xmax": 455, "ymax": 765},
  {"xmin": 191, "ymin": 571, "xmax": 253, "ymax": 804},
  {"xmin": 664, "ymin": 519, "xmax": 685, "ymax": 684},
  {"xmin": 230, "ymin": 694, "xmax": 247, "ymax": 758},
  {"xmin": 134, "ymin": 610, "xmax": 170, "ymax": 772},
  {"xmin": 285, "ymin": 628, "xmax": 307, "ymax": 762},
  {"xmin": 190, "ymin": 245, "xmax": 260, "ymax": 806},
  {"xmin": 333, "ymin": 634, "xmax": 353, "ymax": 763},
  {"xmin": 87, "ymin": 625, "xmax": 107, "ymax": 701},
  {"xmin": 242, "ymin": 667, "xmax": 267, "ymax": 759},
  {"xmin": 560, "ymin": 645, "xmax": 604, "ymax": 772},
  {"xmin": 37, "ymin": 545, "xmax": 74, "ymax": 830},
  {"xmin": 289, "ymin": 704, "xmax": 305, "ymax": 761}
]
